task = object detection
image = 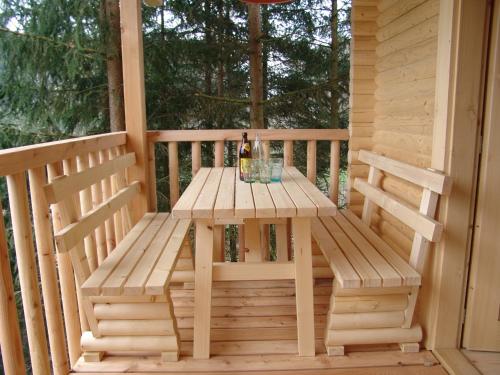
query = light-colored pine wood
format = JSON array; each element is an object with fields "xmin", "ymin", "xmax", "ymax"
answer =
[
  {"xmin": 192, "ymin": 167, "xmax": 224, "ymax": 218},
  {"xmin": 243, "ymin": 218, "xmax": 262, "ymax": 262},
  {"xmin": 358, "ymin": 150, "xmax": 451, "ymax": 194},
  {"xmin": 28, "ymin": 167, "xmax": 69, "ymax": 375},
  {"xmin": 275, "ymin": 223, "xmax": 289, "ymax": 262},
  {"xmin": 213, "ymin": 167, "xmax": 236, "ymax": 218},
  {"xmin": 6, "ymin": 172, "xmax": 51, "ymax": 374},
  {"xmin": 287, "ymin": 167, "xmax": 337, "ymax": 217},
  {"xmin": 235, "ymin": 168, "xmax": 256, "ymax": 218},
  {"xmin": 81, "ymin": 331, "xmax": 178, "ymax": 352},
  {"xmin": 191, "ymin": 141, "xmax": 201, "ymax": 176},
  {"xmin": 281, "ymin": 169, "xmax": 317, "ymax": 217},
  {"xmin": 98, "ymin": 150, "xmax": 116, "ymax": 253},
  {"xmin": 148, "ymin": 142, "xmax": 157, "ymax": 211},
  {"xmin": 329, "ymin": 311, "xmax": 405, "ymax": 330},
  {"xmin": 306, "ymin": 140, "xmax": 317, "ymax": 183},
  {"xmin": 47, "ymin": 162, "xmax": 82, "ymax": 366},
  {"xmin": 0, "ymin": 132, "xmax": 126, "ymax": 178},
  {"xmin": 88, "ymin": 152, "xmax": 108, "ymax": 264},
  {"xmin": 252, "ymin": 183, "xmax": 276, "ymax": 218},
  {"xmin": 93, "ymin": 302, "xmax": 172, "ymax": 320},
  {"xmin": 0, "ymin": 200, "xmax": 26, "ymax": 375},
  {"xmin": 168, "ymin": 141, "xmax": 180, "ymax": 207},
  {"xmin": 325, "ymin": 324, "xmax": 423, "ymax": 346},
  {"xmin": 193, "ymin": 219, "xmax": 214, "ymax": 359},
  {"xmin": 354, "ymin": 178, "xmax": 442, "ymax": 241},
  {"xmin": 148, "ymin": 128, "xmax": 349, "ymax": 143},
  {"xmin": 81, "ymin": 214, "xmax": 155, "ymax": 296},
  {"xmin": 331, "ymin": 294, "xmax": 408, "ymax": 314},
  {"xmin": 120, "ymin": 0, "xmax": 149, "ymax": 220},
  {"xmin": 361, "ymin": 166, "xmax": 382, "ymax": 226},
  {"xmin": 172, "ymin": 168, "xmax": 210, "ymax": 219},
  {"xmin": 44, "ymin": 153, "xmax": 136, "ymax": 204},
  {"xmin": 292, "ymin": 217, "xmax": 316, "ymax": 356},
  {"xmin": 284, "ymin": 140, "xmax": 293, "ymax": 166},
  {"xmin": 145, "ymin": 218, "xmax": 191, "ymax": 295},
  {"xmin": 329, "ymin": 141, "xmax": 340, "ymax": 204},
  {"xmin": 53, "ymin": 181, "xmax": 141, "ymax": 253},
  {"xmin": 212, "ymin": 262, "xmax": 295, "ymax": 281}
]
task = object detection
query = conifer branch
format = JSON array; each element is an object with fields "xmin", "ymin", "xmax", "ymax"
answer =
[{"xmin": 0, "ymin": 27, "xmax": 104, "ymax": 59}]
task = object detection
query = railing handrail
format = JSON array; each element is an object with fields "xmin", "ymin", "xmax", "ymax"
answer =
[
  {"xmin": 0, "ymin": 132, "xmax": 126, "ymax": 177},
  {"xmin": 148, "ymin": 128, "xmax": 349, "ymax": 142}
]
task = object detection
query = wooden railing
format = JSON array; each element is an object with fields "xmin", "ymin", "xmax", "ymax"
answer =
[
  {"xmin": 0, "ymin": 132, "xmax": 127, "ymax": 375},
  {"xmin": 0, "ymin": 128, "xmax": 348, "ymax": 375},
  {"xmin": 147, "ymin": 129, "xmax": 349, "ymax": 210}
]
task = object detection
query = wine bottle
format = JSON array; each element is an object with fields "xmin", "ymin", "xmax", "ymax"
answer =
[{"xmin": 239, "ymin": 132, "xmax": 252, "ymax": 181}]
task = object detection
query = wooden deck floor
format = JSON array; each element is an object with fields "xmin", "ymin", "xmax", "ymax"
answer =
[{"xmin": 72, "ymin": 279, "xmax": 446, "ymax": 374}]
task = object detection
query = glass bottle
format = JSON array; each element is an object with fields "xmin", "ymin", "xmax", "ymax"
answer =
[{"xmin": 239, "ymin": 132, "xmax": 252, "ymax": 181}]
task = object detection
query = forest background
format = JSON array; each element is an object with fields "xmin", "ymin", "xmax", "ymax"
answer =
[{"xmin": 0, "ymin": 0, "xmax": 351, "ymax": 371}]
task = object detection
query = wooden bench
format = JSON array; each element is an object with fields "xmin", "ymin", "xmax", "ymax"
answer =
[
  {"xmin": 311, "ymin": 150, "xmax": 452, "ymax": 356},
  {"xmin": 44, "ymin": 152, "xmax": 192, "ymax": 362}
]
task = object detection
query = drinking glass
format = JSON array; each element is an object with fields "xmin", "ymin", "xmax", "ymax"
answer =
[
  {"xmin": 243, "ymin": 159, "xmax": 259, "ymax": 183},
  {"xmin": 259, "ymin": 161, "xmax": 272, "ymax": 183},
  {"xmin": 270, "ymin": 158, "xmax": 284, "ymax": 182}
]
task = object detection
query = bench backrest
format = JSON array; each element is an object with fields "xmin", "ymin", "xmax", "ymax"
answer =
[
  {"xmin": 44, "ymin": 150, "xmax": 139, "ymax": 286},
  {"xmin": 354, "ymin": 150, "xmax": 452, "ymax": 273}
]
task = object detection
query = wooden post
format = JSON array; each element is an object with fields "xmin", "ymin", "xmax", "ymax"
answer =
[
  {"xmin": 306, "ymin": 140, "xmax": 317, "ymax": 183},
  {"xmin": 284, "ymin": 141, "xmax": 293, "ymax": 166},
  {"xmin": 0, "ymin": 200, "xmax": 26, "ymax": 375},
  {"xmin": 6, "ymin": 172, "xmax": 51, "ymax": 374},
  {"xmin": 28, "ymin": 167, "xmax": 69, "ymax": 375},
  {"xmin": 329, "ymin": 140, "xmax": 340, "ymax": 205},
  {"xmin": 120, "ymin": 0, "xmax": 150, "ymax": 219},
  {"xmin": 47, "ymin": 162, "xmax": 82, "ymax": 366},
  {"xmin": 214, "ymin": 141, "xmax": 225, "ymax": 261},
  {"xmin": 192, "ymin": 141, "xmax": 201, "ymax": 176},
  {"xmin": 148, "ymin": 142, "xmax": 157, "ymax": 211},
  {"xmin": 168, "ymin": 141, "xmax": 180, "ymax": 207}
]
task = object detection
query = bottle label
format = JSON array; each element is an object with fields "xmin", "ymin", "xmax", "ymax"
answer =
[
  {"xmin": 240, "ymin": 158, "xmax": 251, "ymax": 173},
  {"xmin": 243, "ymin": 143, "xmax": 251, "ymax": 152}
]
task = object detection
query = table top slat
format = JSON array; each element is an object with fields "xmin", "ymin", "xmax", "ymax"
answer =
[
  {"xmin": 235, "ymin": 168, "xmax": 255, "ymax": 218},
  {"xmin": 267, "ymin": 182, "xmax": 297, "ymax": 217},
  {"xmin": 214, "ymin": 167, "xmax": 236, "ymax": 218},
  {"xmin": 192, "ymin": 167, "xmax": 224, "ymax": 218},
  {"xmin": 251, "ymin": 183, "xmax": 276, "ymax": 218},
  {"xmin": 172, "ymin": 168, "xmax": 211, "ymax": 219},
  {"xmin": 280, "ymin": 168, "xmax": 317, "ymax": 217},
  {"xmin": 286, "ymin": 167, "xmax": 337, "ymax": 217}
]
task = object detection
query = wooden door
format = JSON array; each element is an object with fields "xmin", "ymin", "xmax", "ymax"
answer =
[{"xmin": 462, "ymin": 0, "xmax": 500, "ymax": 352}]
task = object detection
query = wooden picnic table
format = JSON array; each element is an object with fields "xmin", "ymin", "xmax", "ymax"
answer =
[{"xmin": 172, "ymin": 166, "xmax": 337, "ymax": 359}]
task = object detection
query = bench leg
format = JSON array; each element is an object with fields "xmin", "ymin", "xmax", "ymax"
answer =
[
  {"xmin": 326, "ymin": 346, "xmax": 344, "ymax": 356},
  {"xmin": 400, "ymin": 342, "xmax": 420, "ymax": 353},
  {"xmin": 83, "ymin": 351, "xmax": 104, "ymax": 362},
  {"xmin": 161, "ymin": 351, "xmax": 180, "ymax": 362}
]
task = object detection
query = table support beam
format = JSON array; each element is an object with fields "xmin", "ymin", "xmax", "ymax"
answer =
[
  {"xmin": 193, "ymin": 220, "xmax": 214, "ymax": 359},
  {"xmin": 292, "ymin": 217, "xmax": 316, "ymax": 356}
]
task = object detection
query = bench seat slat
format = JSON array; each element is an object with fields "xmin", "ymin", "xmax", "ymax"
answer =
[
  {"xmin": 320, "ymin": 216, "xmax": 382, "ymax": 287},
  {"xmin": 123, "ymin": 214, "xmax": 177, "ymax": 295},
  {"xmin": 341, "ymin": 210, "xmax": 421, "ymax": 287},
  {"xmin": 81, "ymin": 213, "xmax": 157, "ymax": 296},
  {"xmin": 101, "ymin": 214, "xmax": 168, "ymax": 296},
  {"xmin": 311, "ymin": 218, "xmax": 361, "ymax": 288},
  {"xmin": 332, "ymin": 213, "xmax": 402, "ymax": 287},
  {"xmin": 146, "ymin": 219, "xmax": 192, "ymax": 295}
]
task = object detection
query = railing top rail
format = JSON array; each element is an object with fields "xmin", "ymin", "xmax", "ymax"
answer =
[
  {"xmin": 0, "ymin": 132, "xmax": 126, "ymax": 177},
  {"xmin": 147, "ymin": 129, "xmax": 349, "ymax": 142}
]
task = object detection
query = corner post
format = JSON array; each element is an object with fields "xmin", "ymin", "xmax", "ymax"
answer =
[{"xmin": 120, "ymin": 0, "xmax": 151, "ymax": 221}]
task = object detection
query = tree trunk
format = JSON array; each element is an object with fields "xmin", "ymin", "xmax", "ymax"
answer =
[
  {"xmin": 248, "ymin": 4, "xmax": 264, "ymax": 129},
  {"xmin": 262, "ymin": 5, "xmax": 270, "ymax": 129},
  {"xmin": 104, "ymin": 0, "xmax": 125, "ymax": 132},
  {"xmin": 330, "ymin": 0, "xmax": 339, "ymax": 129}
]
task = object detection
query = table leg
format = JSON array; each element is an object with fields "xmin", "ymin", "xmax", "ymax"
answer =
[
  {"xmin": 244, "ymin": 219, "xmax": 263, "ymax": 262},
  {"xmin": 292, "ymin": 217, "xmax": 315, "ymax": 356},
  {"xmin": 276, "ymin": 223, "xmax": 288, "ymax": 262},
  {"xmin": 193, "ymin": 220, "xmax": 214, "ymax": 359}
]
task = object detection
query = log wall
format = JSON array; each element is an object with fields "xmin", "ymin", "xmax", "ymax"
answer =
[{"xmin": 349, "ymin": 0, "xmax": 439, "ymax": 259}]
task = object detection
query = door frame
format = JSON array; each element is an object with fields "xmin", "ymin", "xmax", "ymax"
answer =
[{"xmin": 425, "ymin": 0, "xmax": 493, "ymax": 373}]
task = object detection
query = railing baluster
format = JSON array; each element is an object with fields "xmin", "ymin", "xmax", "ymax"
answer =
[
  {"xmin": 148, "ymin": 142, "xmax": 157, "ymax": 211},
  {"xmin": 307, "ymin": 140, "xmax": 317, "ymax": 183},
  {"xmin": 263, "ymin": 140, "xmax": 270, "ymax": 159},
  {"xmin": 284, "ymin": 140, "xmax": 293, "ymax": 166},
  {"xmin": 98, "ymin": 150, "xmax": 117, "ymax": 252},
  {"xmin": 6, "ymin": 172, "xmax": 51, "ymax": 374},
  {"xmin": 76, "ymin": 154, "xmax": 98, "ymax": 272},
  {"xmin": 192, "ymin": 141, "xmax": 201, "ymax": 176},
  {"xmin": 111, "ymin": 147, "xmax": 133, "ymax": 236},
  {"xmin": 61, "ymin": 159, "xmax": 91, "ymax": 336},
  {"xmin": 169, "ymin": 141, "xmax": 180, "ymax": 208},
  {"xmin": 28, "ymin": 167, "xmax": 69, "ymax": 375},
  {"xmin": 329, "ymin": 141, "xmax": 340, "ymax": 205},
  {"xmin": 47, "ymin": 162, "xmax": 82, "ymax": 366},
  {"xmin": 214, "ymin": 140, "xmax": 225, "ymax": 261},
  {"xmin": 0, "ymin": 199, "xmax": 26, "ymax": 375},
  {"xmin": 88, "ymin": 152, "xmax": 108, "ymax": 264},
  {"xmin": 106, "ymin": 150, "xmax": 123, "ymax": 244}
]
